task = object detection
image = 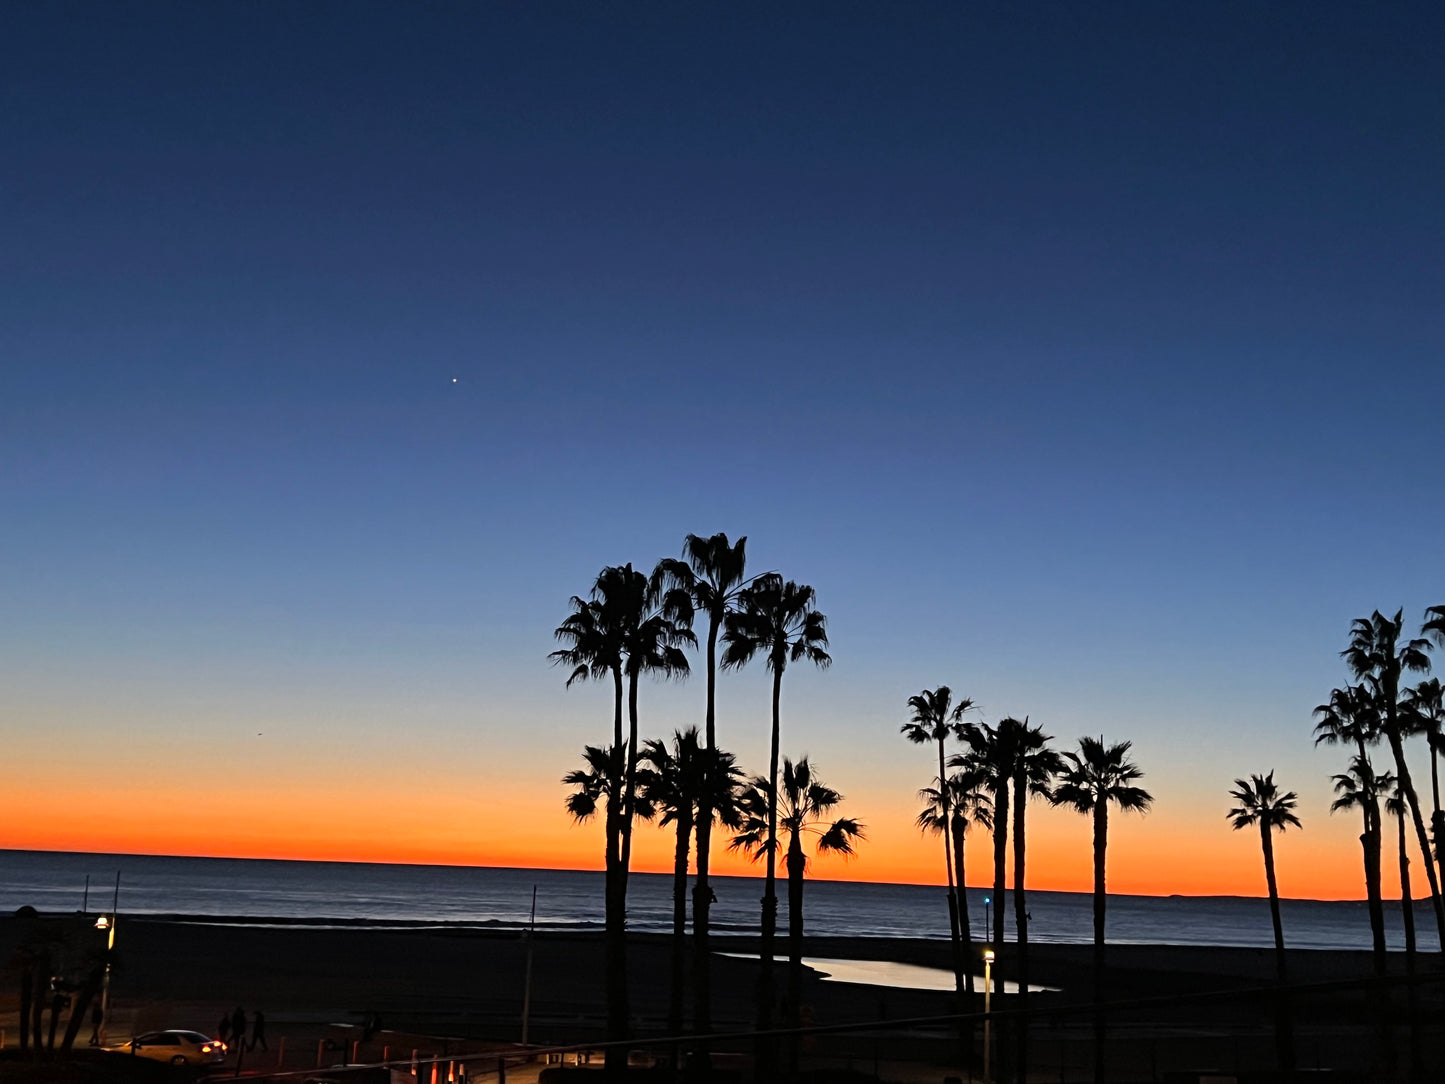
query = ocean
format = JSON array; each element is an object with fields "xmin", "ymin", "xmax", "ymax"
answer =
[{"xmin": 0, "ymin": 849, "xmax": 1431, "ymax": 953}]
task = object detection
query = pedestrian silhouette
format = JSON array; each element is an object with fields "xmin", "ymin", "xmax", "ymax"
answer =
[
  {"xmin": 218, "ymin": 1013, "xmax": 231, "ymax": 1044},
  {"xmin": 249, "ymin": 1010, "xmax": 267, "ymax": 1052},
  {"xmin": 231, "ymin": 1007, "xmax": 246, "ymax": 1053},
  {"xmin": 89, "ymin": 1000, "xmax": 103, "ymax": 1046}
]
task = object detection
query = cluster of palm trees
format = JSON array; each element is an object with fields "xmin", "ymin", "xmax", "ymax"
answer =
[
  {"xmin": 552, "ymin": 534, "xmax": 857, "ymax": 1072},
  {"xmin": 1227, "ymin": 606, "xmax": 1445, "ymax": 983},
  {"xmin": 901, "ymin": 689, "xmax": 1153, "ymax": 1002}
]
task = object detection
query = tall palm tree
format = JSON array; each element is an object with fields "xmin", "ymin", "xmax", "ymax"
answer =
[
  {"xmin": 901, "ymin": 685, "xmax": 976, "ymax": 997},
  {"xmin": 551, "ymin": 563, "xmax": 693, "ymax": 1071},
  {"xmin": 721, "ymin": 573, "xmax": 830, "ymax": 1050},
  {"xmin": 916, "ymin": 768, "xmax": 992, "ymax": 991},
  {"xmin": 655, "ymin": 532, "xmax": 752, "ymax": 1037},
  {"xmin": 1328, "ymin": 755, "xmax": 1394, "ymax": 968},
  {"xmin": 1403, "ymin": 677, "xmax": 1445, "ymax": 864},
  {"xmin": 731, "ymin": 757, "xmax": 863, "ymax": 1057},
  {"xmin": 1313, "ymin": 684, "xmax": 1387, "ymax": 969},
  {"xmin": 1385, "ymin": 782, "xmax": 1418, "ymax": 963},
  {"xmin": 956, "ymin": 720, "xmax": 1018, "ymax": 947},
  {"xmin": 638, "ymin": 729, "xmax": 746, "ymax": 1042},
  {"xmin": 1052, "ymin": 737, "xmax": 1153, "ymax": 956},
  {"xmin": 1227, "ymin": 772, "xmax": 1302, "ymax": 979},
  {"xmin": 1342, "ymin": 610, "xmax": 1442, "ymax": 943},
  {"xmin": 1008, "ymin": 718, "xmax": 1062, "ymax": 1019}
]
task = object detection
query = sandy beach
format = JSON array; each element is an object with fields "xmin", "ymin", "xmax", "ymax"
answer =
[{"xmin": 2, "ymin": 915, "xmax": 1440, "ymax": 1080}]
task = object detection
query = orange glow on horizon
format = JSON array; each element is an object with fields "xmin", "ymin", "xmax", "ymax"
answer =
[{"xmin": 0, "ymin": 765, "xmax": 1386, "ymax": 903}]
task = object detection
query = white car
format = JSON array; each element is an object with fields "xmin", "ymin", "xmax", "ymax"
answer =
[{"xmin": 111, "ymin": 1030, "xmax": 228, "ymax": 1066}]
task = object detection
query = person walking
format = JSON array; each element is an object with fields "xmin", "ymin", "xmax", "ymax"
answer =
[
  {"xmin": 230, "ymin": 1007, "xmax": 246, "ymax": 1056},
  {"xmin": 249, "ymin": 1010, "xmax": 267, "ymax": 1052},
  {"xmin": 218, "ymin": 1013, "xmax": 231, "ymax": 1045}
]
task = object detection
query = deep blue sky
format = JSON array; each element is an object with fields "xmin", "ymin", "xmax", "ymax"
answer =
[{"xmin": 2, "ymin": 3, "xmax": 1442, "ymax": 887}]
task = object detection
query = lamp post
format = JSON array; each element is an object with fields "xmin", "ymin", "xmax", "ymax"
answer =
[
  {"xmin": 983, "ymin": 896, "xmax": 991, "ymax": 942},
  {"xmin": 982, "ymin": 948, "xmax": 995, "ymax": 1083}
]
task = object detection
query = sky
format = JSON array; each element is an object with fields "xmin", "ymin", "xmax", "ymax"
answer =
[{"xmin": 2, "ymin": 3, "xmax": 1443, "ymax": 900}]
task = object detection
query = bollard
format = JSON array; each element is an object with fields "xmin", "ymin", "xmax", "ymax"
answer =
[
  {"xmin": 430, "ymin": 1060, "xmax": 438, "ymax": 1084},
  {"xmin": 317, "ymin": 1039, "xmax": 325, "ymax": 1069},
  {"xmin": 352, "ymin": 1040, "xmax": 361, "ymax": 1064},
  {"xmin": 276, "ymin": 1036, "xmax": 285, "ymax": 1069},
  {"xmin": 496, "ymin": 1057, "xmax": 506, "ymax": 1084},
  {"xmin": 411, "ymin": 1049, "xmax": 419, "ymax": 1076},
  {"xmin": 383, "ymin": 1045, "xmax": 390, "ymax": 1062},
  {"xmin": 447, "ymin": 1060, "xmax": 454, "ymax": 1082}
]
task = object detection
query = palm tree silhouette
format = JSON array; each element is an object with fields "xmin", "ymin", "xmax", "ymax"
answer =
[
  {"xmin": 1328, "ymin": 754, "xmax": 1395, "ymax": 964},
  {"xmin": 901, "ymin": 685, "xmax": 977, "ymax": 997},
  {"xmin": 1007, "ymin": 718, "xmax": 1061, "ymax": 1018},
  {"xmin": 1052, "ymin": 737, "xmax": 1153, "ymax": 956},
  {"xmin": 655, "ymin": 532, "xmax": 753, "ymax": 1038},
  {"xmin": 1313, "ymin": 684, "xmax": 1387, "ymax": 969},
  {"xmin": 721, "ymin": 573, "xmax": 829, "ymax": 1049},
  {"xmin": 1403, "ymin": 677, "xmax": 1445, "ymax": 865},
  {"xmin": 551, "ymin": 563, "xmax": 694, "ymax": 1070},
  {"xmin": 956, "ymin": 720, "xmax": 1017, "ymax": 947},
  {"xmin": 1227, "ymin": 772, "xmax": 1302, "ymax": 979},
  {"xmin": 1342, "ymin": 610, "xmax": 1442, "ymax": 943},
  {"xmin": 638, "ymin": 729, "xmax": 745, "ymax": 1041},
  {"xmin": 1384, "ymin": 781, "xmax": 1419, "ymax": 962},
  {"xmin": 916, "ymin": 768, "xmax": 992, "ymax": 990},
  {"xmin": 731, "ymin": 756, "xmax": 862, "ymax": 1062}
]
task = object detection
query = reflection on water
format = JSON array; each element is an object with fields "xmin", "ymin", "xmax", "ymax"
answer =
[{"xmin": 801, "ymin": 956, "xmax": 1055, "ymax": 994}]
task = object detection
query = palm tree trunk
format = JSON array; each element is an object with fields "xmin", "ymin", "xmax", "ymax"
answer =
[
  {"xmin": 669, "ymin": 812, "xmax": 692, "ymax": 1041},
  {"xmin": 1382, "ymin": 723, "xmax": 1445, "ymax": 945},
  {"xmin": 937, "ymin": 741, "xmax": 965, "ymax": 1001},
  {"xmin": 1431, "ymin": 737, "xmax": 1444, "ymax": 880},
  {"xmin": 1397, "ymin": 810, "xmax": 1417, "ymax": 962},
  {"xmin": 1093, "ymin": 800, "xmax": 1108, "ymax": 953},
  {"xmin": 1361, "ymin": 814, "xmax": 1387, "ymax": 974},
  {"xmin": 786, "ymin": 831, "xmax": 806, "ymax": 1075},
  {"xmin": 1092, "ymin": 800, "xmax": 1108, "ymax": 1084},
  {"xmin": 756, "ymin": 665, "xmax": 783, "ymax": 1068},
  {"xmin": 1012, "ymin": 768, "xmax": 1032, "ymax": 1084},
  {"xmin": 1261, "ymin": 825, "xmax": 1286, "ymax": 978},
  {"xmin": 692, "ymin": 613, "xmax": 720, "ymax": 1042},
  {"xmin": 952, "ymin": 816, "xmax": 974, "ymax": 993},
  {"xmin": 991, "ymin": 782, "xmax": 1010, "ymax": 946},
  {"xmin": 603, "ymin": 667, "xmax": 631, "ymax": 1076},
  {"xmin": 60, "ymin": 963, "xmax": 105, "ymax": 1053},
  {"xmin": 1012, "ymin": 767, "xmax": 1029, "ymax": 977}
]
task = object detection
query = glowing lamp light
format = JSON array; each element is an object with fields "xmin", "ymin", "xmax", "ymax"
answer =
[
  {"xmin": 94, "ymin": 915, "xmax": 110, "ymax": 930},
  {"xmin": 983, "ymin": 949, "xmax": 996, "ymax": 962}
]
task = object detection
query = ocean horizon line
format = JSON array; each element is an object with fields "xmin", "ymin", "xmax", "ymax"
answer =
[{"xmin": 0, "ymin": 845, "xmax": 1398, "ymax": 907}]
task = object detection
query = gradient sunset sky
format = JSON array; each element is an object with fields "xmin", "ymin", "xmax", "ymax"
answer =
[{"xmin": 4, "ymin": 3, "xmax": 1444, "ymax": 900}]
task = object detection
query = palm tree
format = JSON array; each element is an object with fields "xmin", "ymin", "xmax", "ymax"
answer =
[
  {"xmin": 1007, "ymin": 718, "xmax": 1062, "ymax": 1014},
  {"xmin": 638, "ymin": 730, "xmax": 746, "ymax": 1041},
  {"xmin": 1385, "ymin": 782, "xmax": 1418, "ymax": 963},
  {"xmin": 655, "ymin": 532, "xmax": 753, "ymax": 1037},
  {"xmin": 1342, "ymin": 610, "xmax": 1442, "ymax": 944},
  {"xmin": 901, "ymin": 686, "xmax": 976, "ymax": 996},
  {"xmin": 1328, "ymin": 755, "xmax": 1394, "ymax": 968},
  {"xmin": 721, "ymin": 573, "xmax": 829, "ymax": 1047},
  {"xmin": 916, "ymin": 768, "xmax": 992, "ymax": 991},
  {"xmin": 956, "ymin": 720, "xmax": 1018, "ymax": 947},
  {"xmin": 1227, "ymin": 772, "xmax": 1302, "ymax": 979},
  {"xmin": 551, "ymin": 563, "xmax": 693, "ymax": 1071},
  {"xmin": 731, "ymin": 756, "xmax": 863, "ymax": 1059},
  {"xmin": 1403, "ymin": 677, "xmax": 1445, "ymax": 864},
  {"xmin": 1052, "ymin": 737, "xmax": 1153, "ymax": 956},
  {"xmin": 1313, "ymin": 684, "xmax": 1387, "ymax": 968}
]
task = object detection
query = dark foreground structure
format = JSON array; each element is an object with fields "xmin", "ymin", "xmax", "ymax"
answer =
[{"xmin": 2, "ymin": 917, "xmax": 1441, "ymax": 1082}]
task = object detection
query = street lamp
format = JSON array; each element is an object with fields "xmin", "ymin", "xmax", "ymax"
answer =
[{"xmin": 982, "ymin": 948, "xmax": 995, "ymax": 1083}]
